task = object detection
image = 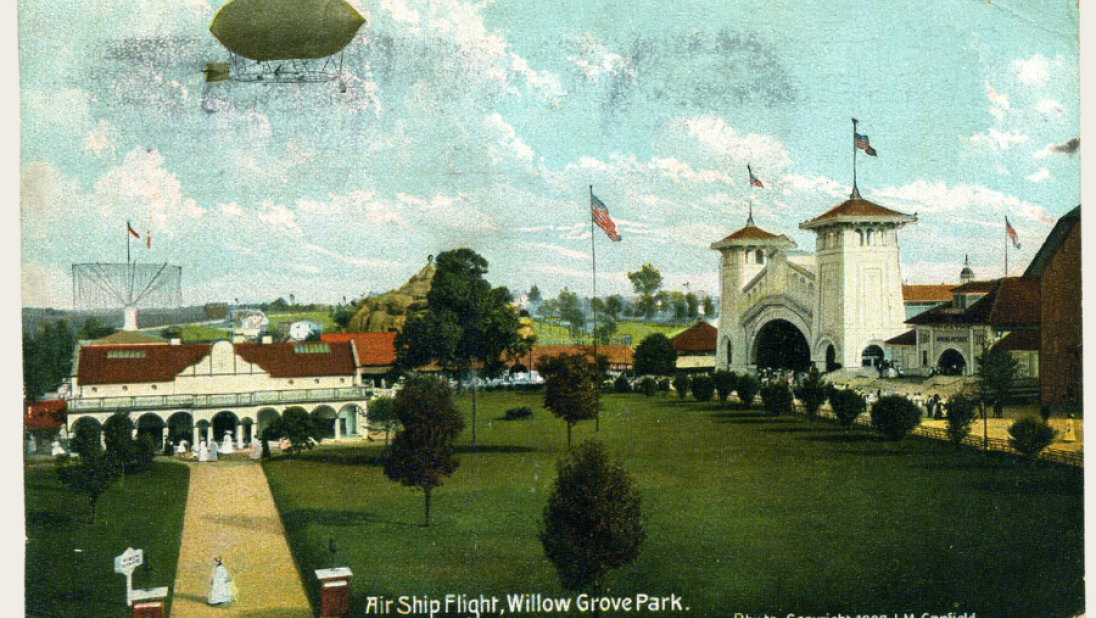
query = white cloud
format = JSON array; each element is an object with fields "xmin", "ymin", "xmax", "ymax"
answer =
[
  {"xmin": 528, "ymin": 242, "xmax": 589, "ymax": 261},
  {"xmin": 219, "ymin": 202, "xmax": 244, "ymax": 217},
  {"xmin": 984, "ymin": 82, "xmax": 1011, "ymax": 120},
  {"xmin": 257, "ymin": 201, "xmax": 302, "ymax": 236},
  {"xmin": 85, "ymin": 120, "xmax": 116, "ymax": 157},
  {"xmin": 970, "ymin": 127, "xmax": 1029, "ymax": 150},
  {"xmin": 1035, "ymin": 98, "xmax": 1065, "ymax": 116},
  {"xmin": 1034, "ymin": 137, "xmax": 1080, "ymax": 158},
  {"xmin": 872, "ymin": 180, "xmax": 1056, "ymax": 225},
  {"xmin": 92, "ymin": 147, "xmax": 205, "ymax": 231},
  {"xmin": 484, "ymin": 113, "xmax": 534, "ymax": 164},
  {"xmin": 1012, "ymin": 54, "xmax": 1050, "ymax": 87},
  {"xmin": 304, "ymin": 244, "xmax": 400, "ymax": 268},
  {"xmin": 679, "ymin": 115, "xmax": 790, "ymax": 167},
  {"xmin": 1026, "ymin": 168, "xmax": 1050, "ymax": 183},
  {"xmin": 567, "ymin": 34, "xmax": 633, "ymax": 81}
]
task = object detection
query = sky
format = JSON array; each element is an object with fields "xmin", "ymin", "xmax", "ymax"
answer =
[{"xmin": 17, "ymin": 0, "xmax": 1081, "ymax": 308}]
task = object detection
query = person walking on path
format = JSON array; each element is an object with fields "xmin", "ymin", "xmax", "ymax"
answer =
[{"xmin": 208, "ymin": 557, "xmax": 233, "ymax": 605}]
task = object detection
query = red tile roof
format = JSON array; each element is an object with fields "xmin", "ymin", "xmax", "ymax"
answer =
[
  {"xmin": 78, "ymin": 344, "xmax": 212, "ymax": 385},
  {"xmin": 721, "ymin": 225, "xmax": 784, "ymax": 242},
  {"xmin": 322, "ymin": 332, "xmax": 397, "ymax": 367},
  {"xmin": 670, "ymin": 322, "xmax": 718, "ymax": 353},
  {"xmin": 902, "ymin": 284, "xmax": 955, "ymax": 303},
  {"xmin": 235, "ymin": 342, "xmax": 357, "ymax": 378},
  {"xmin": 25, "ymin": 400, "xmax": 66, "ymax": 431},
  {"xmin": 906, "ymin": 277, "xmax": 1040, "ymax": 327},
  {"xmin": 807, "ymin": 197, "xmax": 911, "ymax": 222}
]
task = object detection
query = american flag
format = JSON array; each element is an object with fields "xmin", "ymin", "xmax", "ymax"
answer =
[
  {"xmin": 1006, "ymin": 217, "xmax": 1021, "ymax": 249},
  {"xmin": 854, "ymin": 132, "xmax": 878, "ymax": 156},
  {"xmin": 127, "ymin": 221, "xmax": 140, "ymax": 238},
  {"xmin": 591, "ymin": 193, "xmax": 622, "ymax": 242},
  {"xmin": 748, "ymin": 164, "xmax": 764, "ymax": 188}
]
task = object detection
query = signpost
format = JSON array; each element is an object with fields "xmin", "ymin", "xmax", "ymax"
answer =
[{"xmin": 114, "ymin": 547, "xmax": 144, "ymax": 606}]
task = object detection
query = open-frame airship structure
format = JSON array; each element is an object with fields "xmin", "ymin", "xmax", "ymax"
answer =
[{"xmin": 206, "ymin": 0, "xmax": 365, "ymax": 84}]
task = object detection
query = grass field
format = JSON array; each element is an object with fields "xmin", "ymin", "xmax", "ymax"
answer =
[
  {"xmin": 24, "ymin": 461, "xmax": 190, "ymax": 618},
  {"xmin": 533, "ymin": 320, "xmax": 687, "ymax": 344},
  {"xmin": 263, "ymin": 391, "xmax": 1084, "ymax": 618},
  {"xmin": 267, "ymin": 311, "xmax": 339, "ymax": 333}
]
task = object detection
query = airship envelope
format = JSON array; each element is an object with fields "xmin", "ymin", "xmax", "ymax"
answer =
[{"xmin": 210, "ymin": 0, "xmax": 365, "ymax": 62}]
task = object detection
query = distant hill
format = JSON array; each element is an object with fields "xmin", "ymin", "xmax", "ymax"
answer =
[
  {"xmin": 347, "ymin": 260, "xmax": 435, "ymax": 333},
  {"xmin": 22, "ymin": 306, "xmax": 208, "ymax": 335}
]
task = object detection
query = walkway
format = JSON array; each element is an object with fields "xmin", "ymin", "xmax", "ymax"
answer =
[{"xmin": 170, "ymin": 458, "xmax": 313, "ymax": 618}]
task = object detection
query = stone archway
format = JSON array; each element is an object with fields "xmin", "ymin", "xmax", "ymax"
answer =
[
  {"xmin": 861, "ymin": 344, "xmax": 885, "ymax": 369},
  {"xmin": 337, "ymin": 404, "xmax": 362, "ymax": 438},
  {"xmin": 938, "ymin": 348, "xmax": 967, "ymax": 376},
  {"xmin": 167, "ymin": 412, "xmax": 194, "ymax": 446},
  {"xmin": 311, "ymin": 405, "xmax": 338, "ymax": 439},
  {"xmin": 257, "ymin": 408, "xmax": 280, "ymax": 439},
  {"xmin": 70, "ymin": 417, "xmax": 103, "ymax": 454},
  {"xmin": 136, "ymin": 413, "xmax": 167, "ymax": 450},
  {"xmin": 752, "ymin": 319, "xmax": 812, "ymax": 371},
  {"xmin": 212, "ymin": 411, "xmax": 240, "ymax": 447}
]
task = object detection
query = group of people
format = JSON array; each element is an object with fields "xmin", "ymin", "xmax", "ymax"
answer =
[{"xmin": 171, "ymin": 432, "xmax": 264, "ymax": 461}]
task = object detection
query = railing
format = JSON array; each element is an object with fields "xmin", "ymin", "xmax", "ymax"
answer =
[{"xmin": 68, "ymin": 386, "xmax": 372, "ymax": 413}]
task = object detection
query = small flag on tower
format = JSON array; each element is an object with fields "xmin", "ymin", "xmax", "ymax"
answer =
[
  {"xmin": 127, "ymin": 221, "xmax": 141, "ymax": 238},
  {"xmin": 1005, "ymin": 217, "xmax": 1021, "ymax": 249},
  {"xmin": 748, "ymin": 164, "xmax": 764, "ymax": 188},
  {"xmin": 855, "ymin": 132, "xmax": 878, "ymax": 156},
  {"xmin": 591, "ymin": 193, "xmax": 622, "ymax": 242}
]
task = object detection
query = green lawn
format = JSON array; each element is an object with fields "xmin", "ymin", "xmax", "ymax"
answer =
[
  {"xmin": 264, "ymin": 391, "xmax": 1084, "ymax": 618},
  {"xmin": 25, "ymin": 461, "xmax": 190, "ymax": 617}
]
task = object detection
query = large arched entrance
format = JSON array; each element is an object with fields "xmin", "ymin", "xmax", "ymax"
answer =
[
  {"xmin": 136, "ymin": 414, "xmax": 166, "ymax": 449},
  {"xmin": 70, "ymin": 417, "xmax": 103, "ymax": 455},
  {"xmin": 212, "ymin": 411, "xmax": 239, "ymax": 446},
  {"xmin": 167, "ymin": 412, "xmax": 193, "ymax": 446},
  {"xmin": 312, "ymin": 405, "xmax": 338, "ymax": 439},
  {"xmin": 938, "ymin": 349, "xmax": 967, "ymax": 376},
  {"xmin": 257, "ymin": 408, "xmax": 280, "ymax": 439},
  {"xmin": 753, "ymin": 319, "xmax": 811, "ymax": 371},
  {"xmin": 861, "ymin": 345, "xmax": 885, "ymax": 369},
  {"xmin": 338, "ymin": 404, "xmax": 362, "ymax": 437}
]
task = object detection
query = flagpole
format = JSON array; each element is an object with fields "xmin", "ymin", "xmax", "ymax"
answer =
[
  {"xmin": 590, "ymin": 185, "xmax": 600, "ymax": 432},
  {"xmin": 851, "ymin": 118, "xmax": 859, "ymax": 198},
  {"xmin": 1004, "ymin": 218, "xmax": 1009, "ymax": 277}
]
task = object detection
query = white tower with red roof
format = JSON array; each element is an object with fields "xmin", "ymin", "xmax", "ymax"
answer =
[{"xmin": 799, "ymin": 195, "xmax": 916, "ymax": 371}]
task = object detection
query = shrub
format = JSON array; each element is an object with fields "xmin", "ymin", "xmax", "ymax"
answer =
[
  {"xmin": 690, "ymin": 374, "xmax": 715, "ymax": 402},
  {"xmin": 712, "ymin": 370, "xmax": 737, "ymax": 406},
  {"xmin": 639, "ymin": 377, "xmax": 658, "ymax": 397},
  {"xmin": 613, "ymin": 375, "xmax": 632, "ymax": 394},
  {"xmin": 870, "ymin": 395, "xmax": 922, "ymax": 441},
  {"xmin": 794, "ymin": 367, "xmax": 828, "ymax": 420},
  {"xmin": 657, "ymin": 378, "xmax": 672, "ymax": 393},
  {"xmin": 735, "ymin": 374, "xmax": 759, "ymax": 408},
  {"xmin": 504, "ymin": 406, "xmax": 533, "ymax": 420},
  {"xmin": 945, "ymin": 395, "xmax": 978, "ymax": 446},
  {"xmin": 1008, "ymin": 417, "xmax": 1058, "ymax": 459},
  {"xmin": 672, "ymin": 373, "xmax": 692, "ymax": 401},
  {"xmin": 760, "ymin": 382, "xmax": 794, "ymax": 416},
  {"xmin": 830, "ymin": 388, "xmax": 866, "ymax": 430}
]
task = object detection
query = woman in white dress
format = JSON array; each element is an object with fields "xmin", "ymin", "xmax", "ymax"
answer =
[
  {"xmin": 209, "ymin": 440, "xmax": 219, "ymax": 461},
  {"xmin": 208, "ymin": 557, "xmax": 233, "ymax": 605},
  {"xmin": 198, "ymin": 441, "xmax": 211, "ymax": 462}
]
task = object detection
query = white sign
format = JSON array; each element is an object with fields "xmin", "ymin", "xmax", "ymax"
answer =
[
  {"xmin": 114, "ymin": 547, "xmax": 144, "ymax": 606},
  {"xmin": 114, "ymin": 547, "xmax": 144, "ymax": 575}
]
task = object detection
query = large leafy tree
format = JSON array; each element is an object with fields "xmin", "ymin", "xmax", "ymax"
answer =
[
  {"xmin": 557, "ymin": 287, "xmax": 585, "ymax": 336},
  {"xmin": 538, "ymin": 353, "xmax": 599, "ymax": 449},
  {"xmin": 633, "ymin": 334, "xmax": 678, "ymax": 377},
  {"xmin": 540, "ymin": 440, "xmax": 645, "ymax": 595},
  {"xmin": 977, "ymin": 345, "xmax": 1020, "ymax": 418},
  {"xmin": 56, "ymin": 452, "xmax": 122, "ymax": 522},
  {"xmin": 23, "ymin": 319, "xmax": 76, "ymax": 401},
  {"xmin": 382, "ymin": 376, "xmax": 464, "ymax": 526},
  {"xmin": 394, "ymin": 249, "xmax": 522, "ymax": 444},
  {"xmin": 628, "ymin": 264, "xmax": 663, "ymax": 318},
  {"xmin": 269, "ymin": 406, "xmax": 325, "ymax": 456}
]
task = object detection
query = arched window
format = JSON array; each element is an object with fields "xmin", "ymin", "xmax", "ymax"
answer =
[
  {"xmin": 755, "ymin": 249, "xmax": 764, "ymax": 264},
  {"xmin": 726, "ymin": 339, "xmax": 733, "ymax": 364},
  {"xmin": 866, "ymin": 229, "xmax": 873, "ymax": 245},
  {"xmin": 857, "ymin": 229, "xmax": 864, "ymax": 246}
]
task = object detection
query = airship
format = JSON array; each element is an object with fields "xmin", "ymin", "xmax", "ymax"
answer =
[{"xmin": 206, "ymin": 0, "xmax": 365, "ymax": 84}]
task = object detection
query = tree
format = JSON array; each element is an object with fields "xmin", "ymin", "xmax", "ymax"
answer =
[
  {"xmin": 332, "ymin": 306, "xmax": 356, "ymax": 331},
  {"xmin": 593, "ymin": 320, "xmax": 617, "ymax": 345},
  {"xmin": 690, "ymin": 374, "xmax": 715, "ymax": 402},
  {"xmin": 78, "ymin": 317, "xmax": 116, "ymax": 340},
  {"xmin": 368, "ymin": 396, "xmax": 398, "ymax": 446},
  {"xmin": 945, "ymin": 395, "xmax": 978, "ymax": 447},
  {"xmin": 671, "ymin": 291, "xmax": 687, "ymax": 322},
  {"xmin": 605, "ymin": 295, "xmax": 624, "ymax": 321},
  {"xmin": 633, "ymin": 334, "xmax": 678, "ymax": 377},
  {"xmin": 870, "ymin": 395, "xmax": 922, "ymax": 441},
  {"xmin": 685, "ymin": 293, "xmax": 699, "ymax": 319},
  {"xmin": 701, "ymin": 295, "xmax": 716, "ymax": 317},
  {"xmin": 672, "ymin": 372, "xmax": 691, "ymax": 401},
  {"xmin": 1007, "ymin": 417, "xmax": 1058, "ymax": 460},
  {"xmin": 628, "ymin": 264, "xmax": 663, "ymax": 318},
  {"xmin": 977, "ymin": 346, "xmax": 1020, "ymax": 419},
  {"xmin": 536, "ymin": 298, "xmax": 560, "ymax": 323},
  {"xmin": 23, "ymin": 319, "xmax": 77, "ymax": 401},
  {"xmin": 272, "ymin": 406, "xmax": 325, "ymax": 455},
  {"xmin": 102, "ymin": 412, "xmax": 155, "ymax": 474},
  {"xmin": 539, "ymin": 440, "xmax": 645, "ymax": 596},
  {"xmin": 830, "ymin": 388, "xmax": 866, "ymax": 430},
  {"xmin": 56, "ymin": 452, "xmax": 122, "ymax": 522},
  {"xmin": 394, "ymin": 249, "xmax": 522, "ymax": 444},
  {"xmin": 383, "ymin": 376, "xmax": 464, "ymax": 526},
  {"xmin": 712, "ymin": 370, "xmax": 737, "ymax": 408},
  {"xmin": 528, "ymin": 285, "xmax": 542, "ymax": 302},
  {"xmin": 557, "ymin": 288, "xmax": 586, "ymax": 336},
  {"xmin": 760, "ymin": 383, "xmax": 794, "ymax": 416},
  {"xmin": 793, "ymin": 367, "xmax": 828, "ymax": 420},
  {"xmin": 735, "ymin": 374, "xmax": 759, "ymax": 408},
  {"xmin": 538, "ymin": 353, "xmax": 599, "ymax": 449}
]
